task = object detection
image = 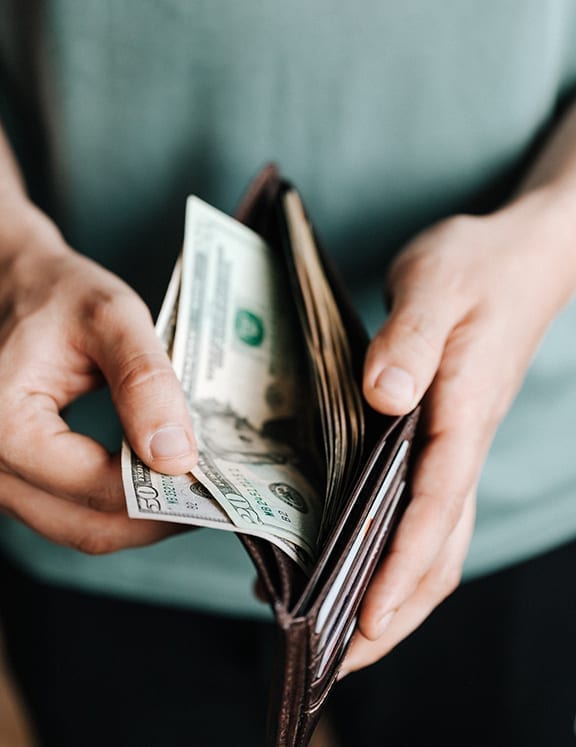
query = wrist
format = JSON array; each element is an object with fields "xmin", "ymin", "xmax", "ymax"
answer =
[
  {"xmin": 494, "ymin": 185, "xmax": 576, "ymax": 306},
  {"xmin": 506, "ymin": 182, "xmax": 576, "ymax": 255}
]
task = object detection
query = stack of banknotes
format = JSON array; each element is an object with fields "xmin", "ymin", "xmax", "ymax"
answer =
[{"xmin": 122, "ymin": 194, "xmax": 363, "ymax": 571}]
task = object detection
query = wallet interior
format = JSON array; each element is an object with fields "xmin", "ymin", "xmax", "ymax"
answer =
[
  {"xmin": 236, "ymin": 165, "xmax": 408, "ymax": 611},
  {"xmin": 233, "ymin": 166, "xmax": 420, "ymax": 745}
]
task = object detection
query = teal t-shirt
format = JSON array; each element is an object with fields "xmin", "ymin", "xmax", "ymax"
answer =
[{"xmin": 1, "ymin": 0, "xmax": 576, "ymax": 616}]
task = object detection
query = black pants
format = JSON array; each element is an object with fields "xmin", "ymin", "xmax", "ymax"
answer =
[
  {"xmin": 1, "ymin": 541, "xmax": 576, "ymax": 747},
  {"xmin": 333, "ymin": 538, "xmax": 576, "ymax": 747}
]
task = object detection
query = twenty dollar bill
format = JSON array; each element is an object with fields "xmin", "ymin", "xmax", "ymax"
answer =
[{"xmin": 122, "ymin": 197, "xmax": 321, "ymax": 570}]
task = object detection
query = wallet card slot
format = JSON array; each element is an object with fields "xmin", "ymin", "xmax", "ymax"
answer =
[
  {"xmin": 291, "ymin": 418, "xmax": 404, "ymax": 616},
  {"xmin": 313, "ymin": 473, "xmax": 406, "ymax": 674},
  {"xmin": 296, "ymin": 621, "xmax": 353, "ymax": 736},
  {"xmin": 314, "ymin": 616, "xmax": 357, "ymax": 688},
  {"xmin": 314, "ymin": 440, "xmax": 408, "ymax": 635},
  {"xmin": 313, "ymin": 473, "xmax": 406, "ymax": 662},
  {"xmin": 312, "ymin": 477, "xmax": 407, "ymax": 683}
]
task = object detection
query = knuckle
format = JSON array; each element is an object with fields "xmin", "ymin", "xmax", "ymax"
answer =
[
  {"xmin": 383, "ymin": 545, "xmax": 423, "ymax": 600},
  {"xmin": 431, "ymin": 562, "xmax": 462, "ymax": 601},
  {"xmin": 71, "ymin": 529, "xmax": 117, "ymax": 556},
  {"xmin": 440, "ymin": 213, "xmax": 480, "ymax": 239},
  {"xmin": 81, "ymin": 288, "xmax": 148, "ymax": 331},
  {"xmin": 389, "ymin": 246, "xmax": 433, "ymax": 285},
  {"xmin": 389, "ymin": 216, "xmax": 481, "ymax": 302},
  {"xmin": 0, "ymin": 404, "xmax": 25, "ymax": 471},
  {"xmin": 424, "ymin": 214, "xmax": 481, "ymax": 255},
  {"xmin": 410, "ymin": 485, "xmax": 466, "ymax": 539},
  {"xmin": 387, "ymin": 308, "xmax": 440, "ymax": 362},
  {"xmin": 116, "ymin": 354, "xmax": 174, "ymax": 398},
  {"xmin": 86, "ymin": 489, "xmax": 125, "ymax": 513},
  {"xmin": 436, "ymin": 360, "xmax": 515, "ymax": 438},
  {"xmin": 439, "ymin": 493, "xmax": 466, "ymax": 534}
]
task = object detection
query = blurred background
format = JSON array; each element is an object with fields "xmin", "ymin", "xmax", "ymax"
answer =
[{"xmin": 0, "ymin": 629, "xmax": 336, "ymax": 747}]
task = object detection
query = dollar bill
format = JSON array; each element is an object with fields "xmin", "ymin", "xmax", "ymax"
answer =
[
  {"xmin": 122, "ymin": 197, "xmax": 322, "ymax": 570},
  {"xmin": 121, "ymin": 443, "xmax": 312, "ymax": 569},
  {"xmin": 281, "ymin": 191, "xmax": 364, "ymax": 540},
  {"xmin": 170, "ymin": 197, "xmax": 321, "ymax": 561},
  {"xmin": 122, "ymin": 441, "xmax": 231, "ymax": 527},
  {"xmin": 155, "ymin": 253, "xmax": 182, "ymax": 353}
]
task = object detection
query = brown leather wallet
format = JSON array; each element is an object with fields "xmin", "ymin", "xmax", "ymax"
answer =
[{"xmin": 234, "ymin": 165, "xmax": 420, "ymax": 747}]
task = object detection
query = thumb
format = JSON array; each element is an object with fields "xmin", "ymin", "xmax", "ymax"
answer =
[
  {"xmin": 87, "ymin": 294, "xmax": 197, "ymax": 474},
  {"xmin": 363, "ymin": 286, "xmax": 458, "ymax": 416}
]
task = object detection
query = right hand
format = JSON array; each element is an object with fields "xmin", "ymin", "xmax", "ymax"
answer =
[
  {"xmin": 0, "ymin": 200, "xmax": 197, "ymax": 554},
  {"xmin": 342, "ymin": 187, "xmax": 576, "ymax": 675}
]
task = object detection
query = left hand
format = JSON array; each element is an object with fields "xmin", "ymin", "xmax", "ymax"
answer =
[
  {"xmin": 340, "ymin": 187, "xmax": 576, "ymax": 676},
  {"xmin": 0, "ymin": 201, "xmax": 197, "ymax": 554}
]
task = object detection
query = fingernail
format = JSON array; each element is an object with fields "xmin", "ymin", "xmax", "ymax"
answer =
[
  {"xmin": 374, "ymin": 367, "xmax": 414, "ymax": 406},
  {"xmin": 149, "ymin": 426, "xmax": 194, "ymax": 460},
  {"xmin": 376, "ymin": 610, "xmax": 395, "ymax": 637}
]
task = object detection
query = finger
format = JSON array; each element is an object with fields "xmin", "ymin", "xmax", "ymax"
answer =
[
  {"xmin": 341, "ymin": 491, "xmax": 475, "ymax": 676},
  {"xmin": 357, "ymin": 426, "xmax": 481, "ymax": 642},
  {"xmin": 0, "ymin": 391, "xmax": 125, "ymax": 511},
  {"xmin": 363, "ymin": 274, "xmax": 467, "ymax": 416},
  {"xmin": 0, "ymin": 470, "xmax": 180, "ymax": 553},
  {"xmin": 82, "ymin": 292, "xmax": 197, "ymax": 474}
]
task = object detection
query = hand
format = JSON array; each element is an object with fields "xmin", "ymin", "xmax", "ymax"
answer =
[
  {"xmin": 341, "ymin": 188, "xmax": 576, "ymax": 675},
  {"xmin": 0, "ymin": 202, "xmax": 196, "ymax": 553}
]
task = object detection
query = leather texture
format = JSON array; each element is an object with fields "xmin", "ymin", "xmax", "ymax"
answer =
[{"xmin": 236, "ymin": 166, "xmax": 420, "ymax": 746}]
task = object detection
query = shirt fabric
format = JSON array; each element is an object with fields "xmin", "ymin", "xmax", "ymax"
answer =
[{"xmin": 0, "ymin": 0, "xmax": 575, "ymax": 618}]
